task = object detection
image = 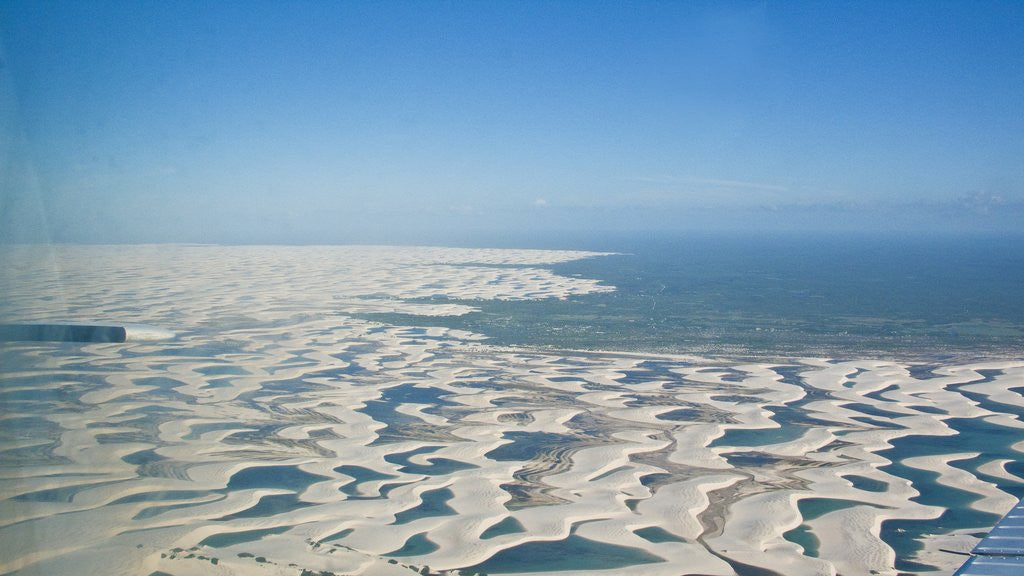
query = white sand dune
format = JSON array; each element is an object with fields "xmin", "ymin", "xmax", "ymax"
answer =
[{"xmin": 1, "ymin": 244, "xmax": 1022, "ymax": 576}]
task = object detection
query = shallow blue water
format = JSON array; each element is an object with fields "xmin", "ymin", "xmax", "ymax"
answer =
[
  {"xmin": 878, "ymin": 416, "xmax": 1024, "ymax": 571},
  {"xmin": 392, "ymin": 487, "xmax": 457, "ymax": 525},
  {"xmin": 480, "ymin": 516, "xmax": 527, "ymax": 539},
  {"xmin": 463, "ymin": 525, "xmax": 665, "ymax": 573}
]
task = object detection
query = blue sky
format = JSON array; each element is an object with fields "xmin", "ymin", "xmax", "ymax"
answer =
[{"xmin": 1, "ymin": 1, "xmax": 1022, "ymax": 244}]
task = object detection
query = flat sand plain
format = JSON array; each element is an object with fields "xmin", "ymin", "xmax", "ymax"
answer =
[{"xmin": 1, "ymin": 245, "xmax": 1022, "ymax": 576}]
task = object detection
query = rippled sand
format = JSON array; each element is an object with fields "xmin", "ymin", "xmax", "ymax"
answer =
[{"xmin": 1, "ymin": 245, "xmax": 1022, "ymax": 576}]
